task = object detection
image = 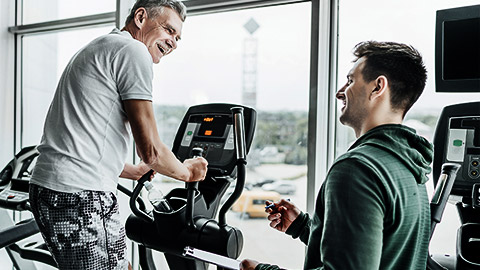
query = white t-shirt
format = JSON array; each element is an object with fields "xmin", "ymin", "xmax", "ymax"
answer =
[{"xmin": 31, "ymin": 29, "xmax": 153, "ymax": 193}]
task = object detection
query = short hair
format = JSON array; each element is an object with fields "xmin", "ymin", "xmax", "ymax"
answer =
[
  {"xmin": 125, "ymin": 0, "xmax": 187, "ymax": 26},
  {"xmin": 353, "ymin": 41, "xmax": 427, "ymax": 116}
]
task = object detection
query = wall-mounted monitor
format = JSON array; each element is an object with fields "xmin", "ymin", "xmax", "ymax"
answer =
[{"xmin": 435, "ymin": 5, "xmax": 480, "ymax": 92}]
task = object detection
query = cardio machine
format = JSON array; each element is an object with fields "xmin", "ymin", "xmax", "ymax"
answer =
[
  {"xmin": 0, "ymin": 146, "xmax": 57, "ymax": 269},
  {"xmin": 0, "ymin": 103, "xmax": 255, "ymax": 269},
  {"xmin": 428, "ymin": 101, "xmax": 480, "ymax": 270},
  {"xmin": 125, "ymin": 103, "xmax": 256, "ymax": 270}
]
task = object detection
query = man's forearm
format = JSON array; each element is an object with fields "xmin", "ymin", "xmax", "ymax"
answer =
[
  {"xmin": 143, "ymin": 140, "xmax": 190, "ymax": 181},
  {"xmin": 120, "ymin": 163, "xmax": 142, "ymax": 180}
]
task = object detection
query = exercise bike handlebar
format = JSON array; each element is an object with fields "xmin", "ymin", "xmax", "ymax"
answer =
[
  {"xmin": 129, "ymin": 170, "xmax": 156, "ymax": 223},
  {"xmin": 430, "ymin": 162, "xmax": 461, "ymax": 239},
  {"xmin": 218, "ymin": 107, "xmax": 248, "ymax": 226},
  {"xmin": 232, "ymin": 107, "xmax": 247, "ymax": 161},
  {"xmin": 186, "ymin": 148, "xmax": 203, "ymax": 231},
  {"xmin": 427, "ymin": 163, "xmax": 461, "ymax": 270}
]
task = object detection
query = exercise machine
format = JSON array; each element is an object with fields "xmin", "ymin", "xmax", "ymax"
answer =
[
  {"xmin": 429, "ymin": 101, "xmax": 480, "ymax": 270},
  {"xmin": 126, "ymin": 103, "xmax": 256, "ymax": 269},
  {"xmin": 0, "ymin": 146, "xmax": 57, "ymax": 269},
  {"xmin": 0, "ymin": 145, "xmax": 159, "ymax": 270},
  {"xmin": 0, "ymin": 103, "xmax": 256, "ymax": 269}
]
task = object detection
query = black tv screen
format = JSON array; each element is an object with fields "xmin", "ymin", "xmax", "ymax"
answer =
[
  {"xmin": 443, "ymin": 18, "xmax": 480, "ymax": 80},
  {"xmin": 435, "ymin": 5, "xmax": 480, "ymax": 92}
]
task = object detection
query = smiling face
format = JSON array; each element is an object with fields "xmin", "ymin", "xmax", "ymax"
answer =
[
  {"xmin": 336, "ymin": 57, "xmax": 372, "ymax": 135},
  {"xmin": 133, "ymin": 7, "xmax": 183, "ymax": 64}
]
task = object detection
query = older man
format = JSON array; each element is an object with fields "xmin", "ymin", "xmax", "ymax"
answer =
[{"xmin": 29, "ymin": 1, "xmax": 207, "ymax": 269}]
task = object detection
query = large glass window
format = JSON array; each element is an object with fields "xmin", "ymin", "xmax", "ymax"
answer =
[
  {"xmin": 15, "ymin": 1, "xmax": 313, "ymax": 269},
  {"xmin": 22, "ymin": 0, "xmax": 115, "ymax": 24},
  {"xmin": 22, "ymin": 25, "xmax": 115, "ymax": 147},
  {"xmin": 148, "ymin": 3, "xmax": 311, "ymax": 268},
  {"xmin": 336, "ymin": 0, "xmax": 480, "ymax": 256}
]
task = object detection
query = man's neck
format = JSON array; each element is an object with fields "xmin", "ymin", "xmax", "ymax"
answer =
[
  {"xmin": 356, "ymin": 113, "xmax": 403, "ymax": 138},
  {"xmin": 121, "ymin": 24, "xmax": 137, "ymax": 40}
]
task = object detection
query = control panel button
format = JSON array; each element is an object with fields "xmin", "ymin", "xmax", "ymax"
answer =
[
  {"xmin": 224, "ymin": 125, "xmax": 234, "ymax": 150},
  {"xmin": 181, "ymin": 123, "xmax": 198, "ymax": 147}
]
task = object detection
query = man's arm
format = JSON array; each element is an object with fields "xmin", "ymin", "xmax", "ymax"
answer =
[
  {"xmin": 123, "ymin": 99, "xmax": 207, "ymax": 182},
  {"xmin": 314, "ymin": 159, "xmax": 384, "ymax": 269},
  {"xmin": 119, "ymin": 161, "xmax": 151, "ymax": 180},
  {"xmin": 266, "ymin": 199, "xmax": 311, "ymax": 245},
  {"xmin": 242, "ymin": 159, "xmax": 385, "ymax": 270}
]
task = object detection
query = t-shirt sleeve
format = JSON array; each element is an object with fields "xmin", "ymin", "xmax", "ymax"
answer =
[
  {"xmin": 319, "ymin": 158, "xmax": 386, "ymax": 270},
  {"xmin": 111, "ymin": 41, "xmax": 153, "ymax": 101}
]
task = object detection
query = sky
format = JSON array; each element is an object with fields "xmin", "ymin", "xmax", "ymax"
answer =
[
  {"xmin": 153, "ymin": 3, "xmax": 311, "ymax": 112},
  {"xmin": 337, "ymin": 0, "xmax": 480, "ymax": 112},
  {"xmin": 151, "ymin": 0, "xmax": 480, "ymax": 112},
  {"xmin": 28, "ymin": 0, "xmax": 480, "ymax": 114}
]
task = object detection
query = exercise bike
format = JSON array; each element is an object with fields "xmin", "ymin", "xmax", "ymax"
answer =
[
  {"xmin": 125, "ymin": 103, "xmax": 256, "ymax": 270},
  {"xmin": 0, "ymin": 146, "xmax": 57, "ymax": 269},
  {"xmin": 428, "ymin": 101, "xmax": 480, "ymax": 270}
]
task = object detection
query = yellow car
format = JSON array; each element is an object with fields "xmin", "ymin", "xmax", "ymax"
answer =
[{"xmin": 231, "ymin": 190, "xmax": 281, "ymax": 218}]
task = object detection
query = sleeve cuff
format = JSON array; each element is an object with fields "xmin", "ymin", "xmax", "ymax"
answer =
[
  {"xmin": 285, "ymin": 211, "xmax": 309, "ymax": 239},
  {"xmin": 255, "ymin": 263, "xmax": 282, "ymax": 270}
]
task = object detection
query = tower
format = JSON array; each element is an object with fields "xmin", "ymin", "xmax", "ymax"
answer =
[{"xmin": 242, "ymin": 18, "xmax": 259, "ymax": 108}]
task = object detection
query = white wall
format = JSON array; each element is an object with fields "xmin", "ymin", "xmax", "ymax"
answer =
[{"xmin": 0, "ymin": 1, "xmax": 15, "ymax": 165}]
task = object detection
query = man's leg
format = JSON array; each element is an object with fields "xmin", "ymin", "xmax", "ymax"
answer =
[{"xmin": 29, "ymin": 184, "xmax": 128, "ymax": 270}]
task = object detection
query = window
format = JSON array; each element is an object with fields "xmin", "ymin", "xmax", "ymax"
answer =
[
  {"xmin": 336, "ymin": 0, "xmax": 480, "ymax": 256},
  {"xmin": 22, "ymin": 0, "xmax": 115, "ymax": 24},
  {"xmin": 149, "ymin": 3, "xmax": 311, "ymax": 268},
  {"xmin": 10, "ymin": 1, "xmax": 318, "ymax": 269},
  {"xmin": 21, "ymin": 25, "xmax": 115, "ymax": 147}
]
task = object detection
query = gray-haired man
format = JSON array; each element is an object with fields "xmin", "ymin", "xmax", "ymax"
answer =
[{"xmin": 29, "ymin": 1, "xmax": 207, "ymax": 269}]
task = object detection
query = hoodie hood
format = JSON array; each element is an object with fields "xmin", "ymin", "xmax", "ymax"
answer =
[{"xmin": 348, "ymin": 124, "xmax": 433, "ymax": 184}]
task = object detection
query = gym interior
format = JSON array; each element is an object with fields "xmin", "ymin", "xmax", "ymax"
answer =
[{"xmin": 1, "ymin": 0, "xmax": 480, "ymax": 269}]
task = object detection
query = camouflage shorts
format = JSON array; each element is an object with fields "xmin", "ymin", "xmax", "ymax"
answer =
[{"xmin": 29, "ymin": 184, "xmax": 128, "ymax": 270}]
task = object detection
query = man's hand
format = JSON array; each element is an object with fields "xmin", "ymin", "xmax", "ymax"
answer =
[
  {"xmin": 183, "ymin": 157, "xmax": 208, "ymax": 182},
  {"xmin": 240, "ymin": 259, "xmax": 259, "ymax": 270},
  {"xmin": 266, "ymin": 199, "xmax": 301, "ymax": 232}
]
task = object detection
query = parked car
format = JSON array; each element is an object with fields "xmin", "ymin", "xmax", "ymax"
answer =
[
  {"xmin": 231, "ymin": 190, "xmax": 281, "ymax": 218},
  {"xmin": 262, "ymin": 180, "xmax": 297, "ymax": 195},
  {"xmin": 252, "ymin": 178, "xmax": 276, "ymax": 188},
  {"xmin": 220, "ymin": 182, "xmax": 253, "ymax": 205}
]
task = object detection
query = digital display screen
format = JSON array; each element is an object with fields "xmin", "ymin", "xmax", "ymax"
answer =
[
  {"xmin": 198, "ymin": 115, "xmax": 228, "ymax": 137},
  {"xmin": 443, "ymin": 18, "xmax": 480, "ymax": 80}
]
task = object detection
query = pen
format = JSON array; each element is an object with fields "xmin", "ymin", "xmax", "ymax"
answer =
[
  {"xmin": 265, "ymin": 198, "xmax": 290, "ymax": 210},
  {"xmin": 265, "ymin": 202, "xmax": 276, "ymax": 210}
]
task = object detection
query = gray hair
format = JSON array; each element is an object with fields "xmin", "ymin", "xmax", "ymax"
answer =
[{"xmin": 125, "ymin": 0, "xmax": 187, "ymax": 26}]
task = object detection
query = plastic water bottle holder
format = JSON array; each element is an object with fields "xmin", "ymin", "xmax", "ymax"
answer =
[{"xmin": 152, "ymin": 188, "xmax": 208, "ymax": 235}]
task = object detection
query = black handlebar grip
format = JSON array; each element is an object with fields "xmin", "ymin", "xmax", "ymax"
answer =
[{"xmin": 186, "ymin": 147, "xmax": 204, "ymax": 231}]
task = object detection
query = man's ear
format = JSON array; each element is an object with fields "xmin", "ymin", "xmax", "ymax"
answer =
[
  {"xmin": 133, "ymin": 7, "xmax": 148, "ymax": 28},
  {"xmin": 369, "ymin": 75, "xmax": 388, "ymax": 100}
]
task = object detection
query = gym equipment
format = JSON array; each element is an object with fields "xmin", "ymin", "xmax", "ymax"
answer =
[
  {"xmin": 429, "ymin": 102, "xmax": 480, "ymax": 270},
  {"xmin": 0, "ymin": 146, "xmax": 57, "ymax": 269},
  {"xmin": 125, "ymin": 103, "xmax": 256, "ymax": 270}
]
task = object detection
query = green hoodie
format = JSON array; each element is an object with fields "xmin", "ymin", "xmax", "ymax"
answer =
[{"xmin": 256, "ymin": 124, "xmax": 433, "ymax": 270}]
